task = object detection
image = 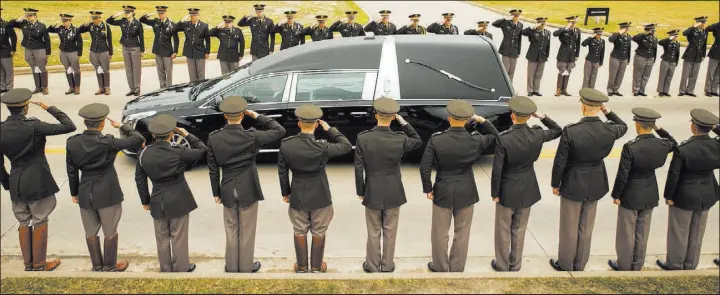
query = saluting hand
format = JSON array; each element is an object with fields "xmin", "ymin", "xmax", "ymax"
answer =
[
  {"xmin": 552, "ymin": 187, "xmax": 560, "ymax": 196},
  {"xmin": 244, "ymin": 109, "xmax": 259, "ymax": 119},
  {"xmin": 426, "ymin": 192, "xmax": 434, "ymax": 200},
  {"xmin": 217, "ymin": 21, "xmax": 225, "ymax": 29},
  {"xmin": 531, "ymin": 112, "xmax": 546, "ymax": 119},
  {"xmin": 106, "ymin": 117, "xmax": 122, "ymax": 128},
  {"xmin": 318, "ymin": 120, "xmax": 331, "ymax": 131},
  {"xmin": 31, "ymin": 101, "xmax": 49, "ymax": 110},
  {"xmin": 600, "ymin": 104, "xmax": 610, "ymax": 115},
  {"xmin": 282, "ymin": 196, "xmax": 290, "ymax": 203},
  {"xmin": 113, "ymin": 11, "xmax": 124, "ymax": 18},
  {"xmin": 613, "ymin": 199, "xmax": 621, "ymax": 205},
  {"xmin": 182, "ymin": 14, "xmax": 190, "ymax": 22},
  {"xmin": 72, "ymin": 196, "xmax": 79, "ymax": 204},
  {"xmin": 395, "ymin": 114, "xmax": 408, "ymax": 125},
  {"xmin": 471, "ymin": 114, "xmax": 486, "ymax": 123},
  {"xmin": 174, "ymin": 127, "xmax": 189, "ymax": 137},
  {"xmin": 214, "ymin": 196, "xmax": 222, "ymax": 204}
]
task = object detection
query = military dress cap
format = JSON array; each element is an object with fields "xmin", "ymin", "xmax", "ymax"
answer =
[
  {"xmin": 409, "ymin": 14, "xmax": 421, "ymax": 20},
  {"xmin": 60, "ymin": 14, "xmax": 74, "ymax": 20},
  {"xmin": 578, "ymin": 88, "xmax": 609, "ymax": 106},
  {"xmin": 694, "ymin": 16, "xmax": 708, "ymax": 23},
  {"xmin": 147, "ymin": 114, "xmax": 177, "ymax": 136},
  {"xmin": 316, "ymin": 15, "xmax": 329, "ymax": 21},
  {"xmin": 536, "ymin": 17, "xmax": 548, "ymax": 23},
  {"xmin": 24, "ymin": 8, "xmax": 39, "ymax": 15},
  {"xmin": 690, "ymin": 109, "xmax": 719, "ymax": 127},
  {"xmin": 379, "ymin": 10, "xmax": 392, "ymax": 16},
  {"xmin": 478, "ymin": 21, "xmax": 489, "ymax": 26},
  {"xmin": 593, "ymin": 27, "xmax": 604, "ymax": 34},
  {"xmin": 254, "ymin": 4, "xmax": 266, "ymax": 10},
  {"xmin": 373, "ymin": 97, "xmax": 400, "ymax": 115},
  {"xmin": 565, "ymin": 15, "xmax": 579, "ymax": 21},
  {"xmin": 508, "ymin": 96, "xmax": 537, "ymax": 117},
  {"xmin": 0, "ymin": 88, "xmax": 33, "ymax": 107},
  {"xmin": 509, "ymin": 9, "xmax": 522, "ymax": 15},
  {"xmin": 442, "ymin": 13, "xmax": 455, "ymax": 19},
  {"xmin": 223, "ymin": 15, "xmax": 236, "ymax": 22},
  {"xmin": 644, "ymin": 23, "xmax": 657, "ymax": 30},
  {"xmin": 346, "ymin": 11, "xmax": 358, "ymax": 15},
  {"xmin": 122, "ymin": 5, "xmax": 136, "ymax": 12},
  {"xmin": 219, "ymin": 96, "xmax": 248, "ymax": 115},
  {"xmin": 346, "ymin": 11, "xmax": 358, "ymax": 19},
  {"xmin": 446, "ymin": 99, "xmax": 474, "ymax": 120},
  {"xmin": 667, "ymin": 29, "xmax": 680, "ymax": 36},
  {"xmin": 631, "ymin": 107, "xmax": 661, "ymax": 122},
  {"xmin": 89, "ymin": 11, "xmax": 104, "ymax": 16},
  {"xmin": 295, "ymin": 104, "xmax": 323, "ymax": 123},
  {"xmin": 618, "ymin": 22, "xmax": 632, "ymax": 28},
  {"xmin": 284, "ymin": 11, "xmax": 297, "ymax": 17},
  {"xmin": 78, "ymin": 103, "xmax": 110, "ymax": 121},
  {"xmin": 188, "ymin": 8, "xmax": 201, "ymax": 15},
  {"xmin": 155, "ymin": 6, "xmax": 169, "ymax": 12}
]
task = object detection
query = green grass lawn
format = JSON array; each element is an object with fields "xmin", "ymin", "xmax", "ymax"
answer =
[
  {"xmin": 476, "ymin": 1, "xmax": 717, "ymax": 45},
  {"xmin": 2, "ymin": 1, "xmax": 368, "ymax": 67}
]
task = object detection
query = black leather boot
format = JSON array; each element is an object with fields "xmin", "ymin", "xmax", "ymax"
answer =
[
  {"xmin": 294, "ymin": 235, "xmax": 308, "ymax": 273},
  {"xmin": 310, "ymin": 235, "xmax": 327, "ymax": 273},
  {"xmin": 86, "ymin": 236, "xmax": 104, "ymax": 271},
  {"xmin": 103, "ymin": 234, "xmax": 129, "ymax": 272}
]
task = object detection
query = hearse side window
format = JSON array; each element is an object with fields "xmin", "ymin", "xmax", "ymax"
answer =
[
  {"xmin": 295, "ymin": 72, "xmax": 366, "ymax": 102},
  {"xmin": 222, "ymin": 75, "xmax": 288, "ymax": 103}
]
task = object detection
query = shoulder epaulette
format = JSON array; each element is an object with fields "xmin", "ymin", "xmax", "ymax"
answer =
[
  {"xmin": 281, "ymin": 135, "xmax": 297, "ymax": 142},
  {"xmin": 565, "ymin": 121, "xmax": 581, "ymax": 129},
  {"xmin": 357, "ymin": 129, "xmax": 372, "ymax": 137},
  {"xmin": 626, "ymin": 137, "xmax": 640, "ymax": 146},
  {"xmin": 24, "ymin": 117, "xmax": 37, "ymax": 121},
  {"xmin": 678, "ymin": 139, "xmax": 690, "ymax": 147},
  {"xmin": 208, "ymin": 129, "xmax": 223, "ymax": 137},
  {"xmin": 499, "ymin": 129, "xmax": 513, "ymax": 136},
  {"xmin": 315, "ymin": 139, "xmax": 327, "ymax": 143},
  {"xmin": 431, "ymin": 131, "xmax": 446, "ymax": 137},
  {"xmin": 531, "ymin": 124, "xmax": 542, "ymax": 129}
]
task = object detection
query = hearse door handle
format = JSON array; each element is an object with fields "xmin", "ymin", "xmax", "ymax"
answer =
[{"xmin": 350, "ymin": 111, "xmax": 368, "ymax": 117}]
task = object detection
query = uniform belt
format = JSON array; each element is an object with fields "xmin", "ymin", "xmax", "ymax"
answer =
[
  {"xmin": 366, "ymin": 168, "xmax": 400, "ymax": 176},
  {"xmin": 571, "ymin": 161, "xmax": 602, "ymax": 168},
  {"xmin": 437, "ymin": 167, "xmax": 472, "ymax": 177},
  {"xmin": 629, "ymin": 171, "xmax": 655, "ymax": 179},
  {"xmin": 292, "ymin": 170, "xmax": 322, "ymax": 179}
]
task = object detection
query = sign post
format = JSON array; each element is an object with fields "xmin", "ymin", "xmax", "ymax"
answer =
[{"xmin": 584, "ymin": 8, "xmax": 610, "ymax": 26}]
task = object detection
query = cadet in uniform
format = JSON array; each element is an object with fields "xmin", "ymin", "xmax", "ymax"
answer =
[
  {"xmin": 397, "ymin": 14, "xmax": 426, "ymax": 35},
  {"xmin": 329, "ymin": 11, "xmax": 365, "ymax": 37},
  {"xmin": 272, "ymin": 11, "xmax": 304, "ymax": 51},
  {"xmin": 209, "ymin": 16, "xmax": 245, "ymax": 75},
  {"xmin": 48, "ymin": 14, "xmax": 83, "ymax": 95},
  {"xmin": 522, "ymin": 17, "xmax": 551, "ymax": 97},
  {"xmin": 492, "ymin": 9, "xmax": 523, "ymax": 81},
  {"xmin": 174, "ymin": 8, "xmax": 211, "ymax": 82},
  {"xmin": 135, "ymin": 115, "xmax": 206, "ymax": 273},
  {"xmin": 704, "ymin": 21, "xmax": 719, "ymax": 96},
  {"xmin": 140, "ymin": 6, "xmax": 180, "ymax": 88},
  {"xmin": 463, "ymin": 21, "xmax": 492, "ymax": 39},
  {"xmin": 420, "ymin": 100, "xmax": 499, "ymax": 272},
  {"xmin": 67, "ymin": 103, "xmax": 144, "ymax": 272},
  {"xmin": 365, "ymin": 10, "xmax": 397, "ymax": 35},
  {"xmin": 206, "ymin": 96, "xmax": 286, "ymax": 273},
  {"xmin": 678, "ymin": 16, "xmax": 708, "ymax": 97},
  {"xmin": 301, "ymin": 15, "xmax": 333, "ymax": 42},
  {"xmin": 0, "ymin": 8, "xmax": 17, "ymax": 93},
  {"xmin": 607, "ymin": 22, "xmax": 632, "ymax": 96},
  {"xmin": 550, "ymin": 88, "xmax": 628, "ymax": 272},
  {"xmin": 608, "ymin": 107, "xmax": 676, "ymax": 271},
  {"xmin": 657, "ymin": 109, "xmax": 719, "ymax": 271},
  {"xmin": 238, "ymin": 4, "xmax": 275, "ymax": 61},
  {"xmin": 631, "ymin": 24, "xmax": 658, "ymax": 96},
  {"xmin": 355, "ymin": 98, "xmax": 423, "ymax": 273},
  {"xmin": 11, "ymin": 8, "xmax": 51, "ymax": 95},
  {"xmin": 553, "ymin": 16, "xmax": 581, "ymax": 97},
  {"xmin": 427, "ymin": 13, "xmax": 459, "ymax": 35},
  {"xmin": 657, "ymin": 30, "xmax": 680, "ymax": 97},
  {"xmin": 581, "ymin": 28, "xmax": 605, "ymax": 89},
  {"xmin": 79, "ymin": 11, "xmax": 113, "ymax": 96},
  {"xmin": 278, "ymin": 105, "xmax": 352, "ymax": 273},
  {"xmin": 491, "ymin": 96, "xmax": 561, "ymax": 272},
  {"xmin": 1, "ymin": 88, "xmax": 77, "ymax": 271},
  {"xmin": 107, "ymin": 6, "xmax": 144, "ymax": 96}
]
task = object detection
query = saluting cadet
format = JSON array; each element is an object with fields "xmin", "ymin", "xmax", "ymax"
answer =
[
  {"xmin": 397, "ymin": 14, "xmax": 426, "ymax": 35},
  {"xmin": 206, "ymin": 96, "xmax": 286, "ymax": 273},
  {"xmin": 607, "ymin": 22, "xmax": 632, "ymax": 96},
  {"xmin": 703, "ymin": 21, "xmax": 719, "ymax": 97},
  {"xmin": 657, "ymin": 30, "xmax": 680, "ymax": 97},
  {"xmin": 0, "ymin": 8, "xmax": 18, "ymax": 93},
  {"xmin": 301, "ymin": 15, "xmax": 333, "ymax": 42},
  {"xmin": 679, "ymin": 16, "xmax": 708, "ymax": 97},
  {"xmin": 272, "ymin": 11, "xmax": 304, "ymax": 51},
  {"xmin": 1, "ymin": 88, "xmax": 77, "ymax": 271},
  {"xmin": 420, "ymin": 100, "xmax": 499, "ymax": 273},
  {"xmin": 463, "ymin": 21, "xmax": 492, "ymax": 39},
  {"xmin": 553, "ymin": 16, "xmax": 581, "ymax": 97},
  {"xmin": 238, "ymin": 4, "xmax": 275, "ymax": 61},
  {"xmin": 135, "ymin": 115, "xmax": 206, "ymax": 273},
  {"xmin": 355, "ymin": 98, "xmax": 423, "ymax": 273},
  {"xmin": 492, "ymin": 9, "xmax": 524, "ymax": 81},
  {"xmin": 48, "ymin": 14, "xmax": 83, "ymax": 95},
  {"xmin": 66, "ymin": 103, "xmax": 144, "ymax": 272},
  {"xmin": 329, "ymin": 11, "xmax": 365, "ymax": 37},
  {"xmin": 365, "ymin": 10, "xmax": 397, "ymax": 36},
  {"xmin": 174, "ymin": 8, "xmax": 211, "ymax": 82},
  {"xmin": 11, "ymin": 8, "xmax": 51, "ymax": 95},
  {"xmin": 657, "ymin": 109, "xmax": 719, "ymax": 271},
  {"xmin": 522, "ymin": 17, "xmax": 551, "ymax": 97},
  {"xmin": 581, "ymin": 28, "xmax": 605, "ymax": 89},
  {"xmin": 79, "ymin": 11, "xmax": 113, "ymax": 96},
  {"xmin": 491, "ymin": 96, "xmax": 561, "ymax": 272},
  {"xmin": 278, "ymin": 104, "xmax": 352, "ymax": 273},
  {"xmin": 550, "ymin": 88, "xmax": 628, "ymax": 272},
  {"xmin": 140, "ymin": 6, "xmax": 180, "ymax": 88},
  {"xmin": 107, "ymin": 6, "xmax": 144, "ymax": 96},
  {"xmin": 210, "ymin": 16, "xmax": 246, "ymax": 75},
  {"xmin": 631, "ymin": 24, "xmax": 658, "ymax": 97},
  {"xmin": 608, "ymin": 107, "xmax": 676, "ymax": 271},
  {"xmin": 427, "ymin": 13, "xmax": 459, "ymax": 35}
]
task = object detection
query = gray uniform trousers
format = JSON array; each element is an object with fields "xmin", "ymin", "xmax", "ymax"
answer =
[
  {"xmin": 153, "ymin": 213, "xmax": 191, "ymax": 272},
  {"xmin": 365, "ymin": 207, "xmax": 400, "ymax": 272},
  {"xmin": 155, "ymin": 55, "xmax": 173, "ymax": 88},
  {"xmin": 219, "ymin": 61, "xmax": 240, "ymax": 75},
  {"xmin": 502, "ymin": 56, "xmax": 518, "ymax": 81},
  {"xmin": 289, "ymin": 205, "xmax": 334, "ymax": 237},
  {"xmin": 632, "ymin": 55, "xmax": 655, "ymax": 93},
  {"xmin": 494, "ymin": 204, "xmax": 531, "ymax": 272},
  {"xmin": 704, "ymin": 58, "xmax": 720, "ymax": 94},
  {"xmin": 0, "ymin": 56, "xmax": 13, "ymax": 90},
  {"xmin": 12, "ymin": 195, "xmax": 57, "ymax": 227},
  {"xmin": 59, "ymin": 51, "xmax": 81, "ymax": 87},
  {"xmin": 678, "ymin": 60, "xmax": 702, "ymax": 94},
  {"xmin": 431, "ymin": 204, "xmax": 474, "ymax": 272},
  {"xmin": 527, "ymin": 61, "xmax": 545, "ymax": 93},
  {"xmin": 582, "ymin": 60, "xmax": 601, "ymax": 89},
  {"xmin": 665, "ymin": 206, "xmax": 709, "ymax": 270},
  {"xmin": 656, "ymin": 60, "xmax": 677, "ymax": 94},
  {"xmin": 89, "ymin": 51, "xmax": 111, "ymax": 88},
  {"xmin": 122, "ymin": 46, "xmax": 142, "ymax": 92},
  {"xmin": 615, "ymin": 206, "xmax": 653, "ymax": 271},
  {"xmin": 607, "ymin": 57, "xmax": 629, "ymax": 93},
  {"xmin": 558, "ymin": 198, "xmax": 598, "ymax": 271},
  {"xmin": 25, "ymin": 48, "xmax": 48, "ymax": 87},
  {"xmin": 80, "ymin": 203, "xmax": 123, "ymax": 238},
  {"xmin": 187, "ymin": 58, "xmax": 206, "ymax": 82},
  {"xmin": 223, "ymin": 201, "xmax": 259, "ymax": 273}
]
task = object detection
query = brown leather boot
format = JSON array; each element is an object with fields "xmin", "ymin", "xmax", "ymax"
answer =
[
  {"xmin": 104, "ymin": 87, "xmax": 111, "ymax": 95},
  {"xmin": 555, "ymin": 88, "xmax": 562, "ymax": 96},
  {"xmin": 95, "ymin": 88, "xmax": 105, "ymax": 95},
  {"xmin": 86, "ymin": 236, "xmax": 104, "ymax": 271},
  {"xmin": 310, "ymin": 235, "xmax": 327, "ymax": 273},
  {"xmin": 293, "ymin": 235, "xmax": 308, "ymax": 273},
  {"xmin": 103, "ymin": 234, "xmax": 129, "ymax": 272},
  {"xmin": 74, "ymin": 87, "xmax": 80, "ymax": 95},
  {"xmin": 19, "ymin": 226, "xmax": 33, "ymax": 271},
  {"xmin": 32, "ymin": 223, "xmax": 61, "ymax": 271}
]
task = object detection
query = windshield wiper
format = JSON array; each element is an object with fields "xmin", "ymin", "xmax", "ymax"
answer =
[{"xmin": 404, "ymin": 59, "xmax": 495, "ymax": 93}]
